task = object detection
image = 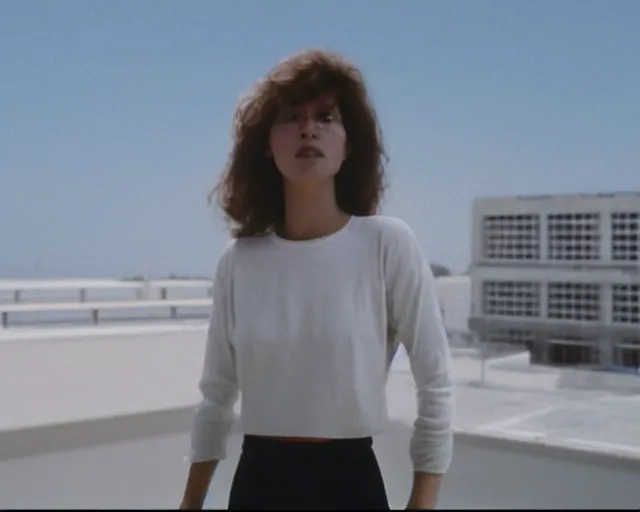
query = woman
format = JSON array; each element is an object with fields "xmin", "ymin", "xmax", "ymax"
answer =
[{"xmin": 179, "ymin": 48, "xmax": 454, "ymax": 510}]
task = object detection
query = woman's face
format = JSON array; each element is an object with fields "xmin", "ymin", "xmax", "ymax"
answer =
[{"xmin": 268, "ymin": 94, "xmax": 348, "ymax": 185}]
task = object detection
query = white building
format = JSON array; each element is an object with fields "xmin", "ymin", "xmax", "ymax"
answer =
[
  {"xmin": 468, "ymin": 192, "xmax": 640, "ymax": 369},
  {"xmin": 435, "ymin": 275, "xmax": 471, "ymax": 345}
]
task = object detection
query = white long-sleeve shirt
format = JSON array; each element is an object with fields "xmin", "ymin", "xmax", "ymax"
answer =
[{"xmin": 188, "ymin": 215, "xmax": 454, "ymax": 474}]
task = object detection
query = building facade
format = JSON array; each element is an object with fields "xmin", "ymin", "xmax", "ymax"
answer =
[
  {"xmin": 435, "ymin": 275, "xmax": 471, "ymax": 346},
  {"xmin": 468, "ymin": 192, "xmax": 639, "ymax": 370}
]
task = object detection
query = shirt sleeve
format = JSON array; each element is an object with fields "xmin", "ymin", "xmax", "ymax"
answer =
[
  {"xmin": 187, "ymin": 249, "xmax": 239, "ymax": 463},
  {"xmin": 384, "ymin": 219, "xmax": 455, "ymax": 474}
]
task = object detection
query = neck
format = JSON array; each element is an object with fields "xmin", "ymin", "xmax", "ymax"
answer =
[{"xmin": 280, "ymin": 181, "xmax": 349, "ymax": 241}]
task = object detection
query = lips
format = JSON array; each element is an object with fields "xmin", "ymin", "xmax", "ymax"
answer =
[{"xmin": 295, "ymin": 145, "xmax": 324, "ymax": 158}]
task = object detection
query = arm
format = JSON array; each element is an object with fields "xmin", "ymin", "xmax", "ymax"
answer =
[
  {"xmin": 406, "ymin": 472, "xmax": 443, "ymax": 510},
  {"xmin": 384, "ymin": 220, "xmax": 455, "ymax": 510},
  {"xmin": 180, "ymin": 461, "xmax": 218, "ymax": 509},
  {"xmin": 181, "ymin": 251, "xmax": 239, "ymax": 509}
]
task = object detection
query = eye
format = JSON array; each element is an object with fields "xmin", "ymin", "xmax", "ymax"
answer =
[{"xmin": 318, "ymin": 112, "xmax": 334, "ymax": 124}]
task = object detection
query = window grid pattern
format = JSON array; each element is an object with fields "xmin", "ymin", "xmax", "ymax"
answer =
[
  {"xmin": 547, "ymin": 282, "xmax": 601, "ymax": 321},
  {"xmin": 547, "ymin": 212, "xmax": 600, "ymax": 261},
  {"xmin": 482, "ymin": 281, "xmax": 541, "ymax": 317},
  {"xmin": 612, "ymin": 284, "xmax": 640, "ymax": 324},
  {"xmin": 611, "ymin": 212, "xmax": 639, "ymax": 262},
  {"xmin": 482, "ymin": 215, "xmax": 540, "ymax": 260}
]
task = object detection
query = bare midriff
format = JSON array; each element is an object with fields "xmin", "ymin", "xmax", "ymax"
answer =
[{"xmin": 253, "ymin": 435, "xmax": 332, "ymax": 443}]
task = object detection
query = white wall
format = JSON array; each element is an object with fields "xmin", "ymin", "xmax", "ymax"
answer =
[
  {"xmin": 1, "ymin": 413, "xmax": 639, "ymax": 509},
  {"xmin": 3, "ymin": 325, "xmax": 640, "ymax": 509},
  {"xmin": 435, "ymin": 276, "xmax": 471, "ymax": 336}
]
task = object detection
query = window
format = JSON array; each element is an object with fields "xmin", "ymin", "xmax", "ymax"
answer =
[
  {"xmin": 614, "ymin": 338, "xmax": 640, "ymax": 370},
  {"xmin": 482, "ymin": 214, "xmax": 540, "ymax": 260},
  {"xmin": 486, "ymin": 328, "xmax": 535, "ymax": 346},
  {"xmin": 547, "ymin": 282, "xmax": 601, "ymax": 321},
  {"xmin": 612, "ymin": 284, "xmax": 640, "ymax": 324},
  {"xmin": 547, "ymin": 212, "xmax": 600, "ymax": 261},
  {"xmin": 611, "ymin": 211, "xmax": 639, "ymax": 262},
  {"xmin": 548, "ymin": 341, "xmax": 597, "ymax": 366},
  {"xmin": 482, "ymin": 281, "xmax": 541, "ymax": 317}
]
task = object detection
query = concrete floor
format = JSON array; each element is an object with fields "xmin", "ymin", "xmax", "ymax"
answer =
[{"xmin": 1, "ymin": 421, "xmax": 639, "ymax": 510}]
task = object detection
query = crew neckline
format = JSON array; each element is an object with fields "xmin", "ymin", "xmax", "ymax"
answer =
[{"xmin": 270, "ymin": 215, "xmax": 356, "ymax": 247}]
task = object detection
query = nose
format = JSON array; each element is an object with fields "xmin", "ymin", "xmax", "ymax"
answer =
[{"xmin": 299, "ymin": 116, "xmax": 319, "ymax": 139}]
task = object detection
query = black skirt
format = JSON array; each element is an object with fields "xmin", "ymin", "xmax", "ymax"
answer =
[{"xmin": 228, "ymin": 435, "xmax": 390, "ymax": 510}]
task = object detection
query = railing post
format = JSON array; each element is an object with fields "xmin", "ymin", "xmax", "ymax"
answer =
[
  {"xmin": 2, "ymin": 311, "xmax": 7, "ymax": 328},
  {"xmin": 92, "ymin": 309, "xmax": 99, "ymax": 325}
]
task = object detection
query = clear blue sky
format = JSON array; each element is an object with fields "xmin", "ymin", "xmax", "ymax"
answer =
[{"xmin": 1, "ymin": 0, "xmax": 639, "ymax": 278}]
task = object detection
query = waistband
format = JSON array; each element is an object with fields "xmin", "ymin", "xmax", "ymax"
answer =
[{"xmin": 242, "ymin": 435, "xmax": 373, "ymax": 456}]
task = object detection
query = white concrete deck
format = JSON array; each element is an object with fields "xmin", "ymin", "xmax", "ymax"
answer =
[{"xmin": 1, "ymin": 323, "xmax": 639, "ymax": 508}]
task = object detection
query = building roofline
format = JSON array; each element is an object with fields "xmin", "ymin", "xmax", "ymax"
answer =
[{"xmin": 474, "ymin": 190, "xmax": 640, "ymax": 203}]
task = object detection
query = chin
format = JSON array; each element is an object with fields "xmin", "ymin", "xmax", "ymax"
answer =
[{"xmin": 283, "ymin": 165, "xmax": 337, "ymax": 184}]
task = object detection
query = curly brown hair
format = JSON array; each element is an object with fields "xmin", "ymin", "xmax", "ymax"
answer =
[{"xmin": 211, "ymin": 48, "xmax": 388, "ymax": 238}]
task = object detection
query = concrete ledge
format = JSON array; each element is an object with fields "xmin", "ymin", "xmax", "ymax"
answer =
[
  {"xmin": 3, "ymin": 326, "xmax": 639, "ymax": 474},
  {"xmin": 0, "ymin": 406, "xmax": 197, "ymax": 460},
  {"xmin": 3, "ymin": 403, "xmax": 639, "ymax": 474},
  {"xmin": 558, "ymin": 367, "xmax": 640, "ymax": 393},
  {"xmin": 453, "ymin": 429, "xmax": 640, "ymax": 471}
]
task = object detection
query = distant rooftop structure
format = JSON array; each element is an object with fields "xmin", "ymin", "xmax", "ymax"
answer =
[
  {"xmin": 474, "ymin": 190, "xmax": 640, "ymax": 203},
  {"xmin": 469, "ymin": 191, "xmax": 640, "ymax": 371}
]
